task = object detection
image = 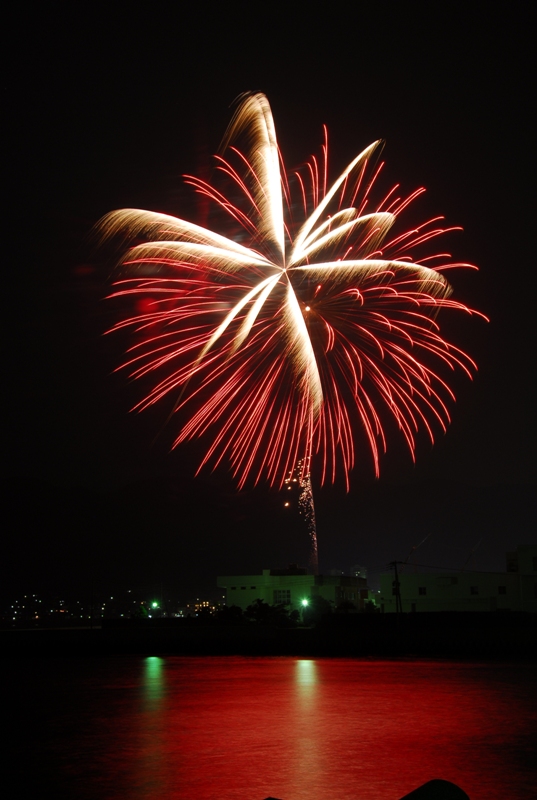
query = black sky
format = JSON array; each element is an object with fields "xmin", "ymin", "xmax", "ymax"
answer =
[{"xmin": 4, "ymin": 5, "xmax": 535, "ymax": 601}]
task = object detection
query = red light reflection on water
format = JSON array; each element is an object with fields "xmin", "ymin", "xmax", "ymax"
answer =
[
  {"xmin": 6, "ymin": 656, "xmax": 536, "ymax": 800},
  {"xmin": 123, "ymin": 658, "xmax": 535, "ymax": 800}
]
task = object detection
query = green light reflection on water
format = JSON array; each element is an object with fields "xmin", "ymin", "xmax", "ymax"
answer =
[
  {"xmin": 143, "ymin": 656, "xmax": 165, "ymax": 708},
  {"xmin": 296, "ymin": 658, "xmax": 317, "ymax": 689}
]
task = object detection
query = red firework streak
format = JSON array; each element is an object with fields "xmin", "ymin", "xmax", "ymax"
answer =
[{"xmin": 99, "ymin": 92, "xmax": 485, "ymax": 493}]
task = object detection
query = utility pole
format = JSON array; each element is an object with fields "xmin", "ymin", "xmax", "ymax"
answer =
[{"xmin": 389, "ymin": 561, "xmax": 403, "ymax": 614}]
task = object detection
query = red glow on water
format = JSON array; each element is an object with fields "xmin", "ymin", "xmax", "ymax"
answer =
[
  {"xmin": 119, "ymin": 658, "xmax": 536, "ymax": 800},
  {"xmin": 6, "ymin": 657, "xmax": 536, "ymax": 800}
]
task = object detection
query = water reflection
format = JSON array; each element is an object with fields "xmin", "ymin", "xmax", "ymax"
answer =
[
  {"xmin": 296, "ymin": 658, "xmax": 317, "ymax": 688},
  {"xmin": 4, "ymin": 657, "xmax": 536, "ymax": 800},
  {"xmin": 134, "ymin": 657, "xmax": 166, "ymax": 799},
  {"xmin": 292, "ymin": 660, "xmax": 321, "ymax": 795},
  {"xmin": 143, "ymin": 656, "xmax": 165, "ymax": 708}
]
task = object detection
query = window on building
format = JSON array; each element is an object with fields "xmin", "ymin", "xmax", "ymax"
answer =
[
  {"xmin": 250, "ymin": 586, "xmax": 256, "ymax": 590},
  {"xmin": 418, "ymin": 587, "xmax": 426, "ymax": 595},
  {"xmin": 231, "ymin": 587, "xmax": 236, "ymax": 590},
  {"xmin": 506, "ymin": 554, "xmax": 518, "ymax": 572},
  {"xmin": 498, "ymin": 586, "xmax": 506, "ymax": 595},
  {"xmin": 470, "ymin": 586, "xmax": 479, "ymax": 595},
  {"xmin": 533, "ymin": 557, "xmax": 537, "ymax": 572},
  {"xmin": 241, "ymin": 586, "xmax": 246, "ymax": 590},
  {"xmin": 273, "ymin": 589, "xmax": 291, "ymax": 605}
]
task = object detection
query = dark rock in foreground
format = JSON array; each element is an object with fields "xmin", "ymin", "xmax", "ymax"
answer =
[{"xmin": 399, "ymin": 779, "xmax": 470, "ymax": 799}]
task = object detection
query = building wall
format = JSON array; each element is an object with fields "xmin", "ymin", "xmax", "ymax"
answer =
[
  {"xmin": 218, "ymin": 570, "xmax": 367, "ymax": 612},
  {"xmin": 217, "ymin": 571, "xmax": 313, "ymax": 611},
  {"xmin": 379, "ymin": 546, "xmax": 537, "ymax": 613}
]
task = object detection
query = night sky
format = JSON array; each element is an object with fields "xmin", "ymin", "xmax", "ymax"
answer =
[{"xmin": 4, "ymin": 5, "xmax": 535, "ymax": 603}]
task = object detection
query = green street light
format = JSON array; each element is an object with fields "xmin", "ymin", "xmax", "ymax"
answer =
[{"xmin": 301, "ymin": 598, "xmax": 309, "ymax": 624}]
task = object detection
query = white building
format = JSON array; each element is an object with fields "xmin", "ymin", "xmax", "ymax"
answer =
[
  {"xmin": 379, "ymin": 545, "xmax": 537, "ymax": 613},
  {"xmin": 218, "ymin": 565, "xmax": 368, "ymax": 612}
]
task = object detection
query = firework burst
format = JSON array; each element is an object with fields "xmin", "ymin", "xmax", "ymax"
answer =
[{"xmin": 99, "ymin": 92, "xmax": 484, "ymax": 490}]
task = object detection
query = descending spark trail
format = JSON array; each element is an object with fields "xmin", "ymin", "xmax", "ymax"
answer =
[
  {"xmin": 298, "ymin": 466, "xmax": 318, "ymax": 575},
  {"xmin": 284, "ymin": 459, "xmax": 318, "ymax": 574},
  {"xmin": 99, "ymin": 92, "xmax": 485, "ymax": 495}
]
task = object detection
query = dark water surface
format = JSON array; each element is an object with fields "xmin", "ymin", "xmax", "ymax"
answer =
[{"xmin": 5, "ymin": 656, "xmax": 536, "ymax": 799}]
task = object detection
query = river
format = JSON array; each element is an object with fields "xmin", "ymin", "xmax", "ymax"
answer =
[{"xmin": 5, "ymin": 656, "xmax": 536, "ymax": 799}]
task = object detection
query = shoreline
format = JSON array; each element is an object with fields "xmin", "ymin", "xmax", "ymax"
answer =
[{"xmin": 2, "ymin": 611, "xmax": 535, "ymax": 659}]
